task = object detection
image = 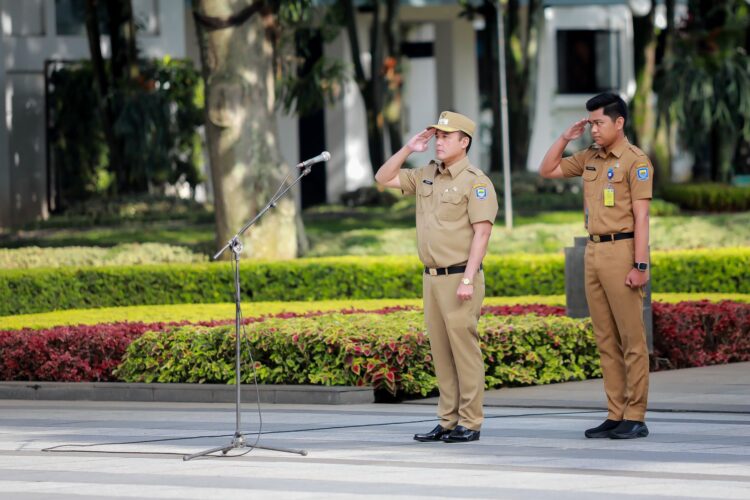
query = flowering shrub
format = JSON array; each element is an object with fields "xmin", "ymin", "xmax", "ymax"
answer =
[
  {"xmin": 1, "ymin": 301, "xmax": 747, "ymax": 388},
  {"xmin": 0, "ymin": 323, "xmax": 148, "ymax": 382},
  {"xmin": 652, "ymin": 300, "xmax": 750, "ymax": 369},
  {"xmin": 482, "ymin": 304, "xmax": 565, "ymax": 316},
  {"xmin": 115, "ymin": 312, "xmax": 599, "ymax": 396},
  {"xmin": 0, "ymin": 307, "xmax": 417, "ymax": 382}
]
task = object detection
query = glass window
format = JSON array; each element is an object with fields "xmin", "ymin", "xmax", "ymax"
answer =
[{"xmin": 556, "ymin": 30, "xmax": 620, "ymax": 94}]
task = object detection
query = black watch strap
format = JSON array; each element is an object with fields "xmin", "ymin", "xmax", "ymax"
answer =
[{"xmin": 634, "ymin": 262, "xmax": 649, "ymax": 271}]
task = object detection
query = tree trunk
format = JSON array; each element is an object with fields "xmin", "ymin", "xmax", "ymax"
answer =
[
  {"xmin": 504, "ymin": 0, "xmax": 540, "ymax": 171},
  {"xmin": 480, "ymin": 1, "xmax": 501, "ymax": 172},
  {"xmin": 342, "ymin": 0, "xmax": 386, "ymax": 173},
  {"xmin": 383, "ymin": 0, "xmax": 403, "ymax": 154},
  {"xmin": 193, "ymin": 0, "xmax": 298, "ymax": 259},
  {"xmin": 631, "ymin": 3, "xmax": 662, "ymax": 185},
  {"xmin": 106, "ymin": 1, "xmax": 139, "ymax": 82},
  {"xmin": 84, "ymin": 0, "xmax": 123, "ymax": 194}
]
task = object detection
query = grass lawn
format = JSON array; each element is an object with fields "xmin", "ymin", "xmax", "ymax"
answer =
[
  {"xmin": 2, "ymin": 203, "xmax": 748, "ymax": 260},
  {"xmin": 306, "ymin": 210, "xmax": 750, "ymax": 257},
  {"xmin": 2, "ymin": 293, "xmax": 747, "ymax": 331}
]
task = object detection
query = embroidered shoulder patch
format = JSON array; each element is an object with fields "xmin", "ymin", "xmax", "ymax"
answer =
[
  {"xmin": 474, "ymin": 184, "xmax": 488, "ymax": 200},
  {"xmin": 636, "ymin": 165, "xmax": 649, "ymax": 181}
]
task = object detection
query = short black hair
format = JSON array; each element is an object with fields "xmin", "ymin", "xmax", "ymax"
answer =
[
  {"xmin": 459, "ymin": 131, "xmax": 472, "ymax": 153},
  {"xmin": 586, "ymin": 92, "xmax": 628, "ymax": 126}
]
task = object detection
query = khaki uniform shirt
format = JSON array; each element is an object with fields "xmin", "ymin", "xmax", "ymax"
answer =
[
  {"xmin": 399, "ymin": 156, "xmax": 498, "ymax": 268},
  {"xmin": 560, "ymin": 137, "xmax": 653, "ymax": 234}
]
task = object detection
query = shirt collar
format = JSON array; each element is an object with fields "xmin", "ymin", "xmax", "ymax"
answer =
[
  {"xmin": 598, "ymin": 136, "xmax": 629, "ymax": 159},
  {"xmin": 436, "ymin": 156, "xmax": 470, "ymax": 178}
]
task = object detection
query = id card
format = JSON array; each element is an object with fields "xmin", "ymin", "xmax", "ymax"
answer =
[{"xmin": 604, "ymin": 186, "xmax": 615, "ymax": 207}]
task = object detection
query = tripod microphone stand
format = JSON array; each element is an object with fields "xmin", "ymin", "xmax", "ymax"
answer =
[{"xmin": 183, "ymin": 164, "xmax": 316, "ymax": 461}]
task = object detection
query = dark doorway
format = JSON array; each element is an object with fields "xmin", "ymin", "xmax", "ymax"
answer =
[{"xmin": 297, "ymin": 30, "xmax": 327, "ymax": 209}]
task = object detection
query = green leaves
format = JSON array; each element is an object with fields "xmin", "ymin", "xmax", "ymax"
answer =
[
  {"xmin": 1, "ymin": 250, "xmax": 749, "ymax": 315},
  {"xmin": 115, "ymin": 311, "xmax": 600, "ymax": 396}
]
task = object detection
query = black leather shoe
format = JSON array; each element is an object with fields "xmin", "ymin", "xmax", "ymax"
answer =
[
  {"xmin": 414, "ymin": 425, "xmax": 452, "ymax": 442},
  {"xmin": 441, "ymin": 425, "xmax": 480, "ymax": 443},
  {"xmin": 585, "ymin": 419, "xmax": 621, "ymax": 439},
  {"xmin": 609, "ymin": 420, "xmax": 649, "ymax": 439}
]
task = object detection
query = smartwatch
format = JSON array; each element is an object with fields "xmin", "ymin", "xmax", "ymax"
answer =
[{"xmin": 634, "ymin": 262, "xmax": 649, "ymax": 272}]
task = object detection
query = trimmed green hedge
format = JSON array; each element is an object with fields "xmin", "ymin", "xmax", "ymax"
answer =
[
  {"xmin": 660, "ymin": 183, "xmax": 750, "ymax": 212},
  {"xmin": 1, "ymin": 249, "xmax": 748, "ymax": 315},
  {"xmin": 114, "ymin": 312, "xmax": 599, "ymax": 396},
  {"xmin": 0, "ymin": 243, "xmax": 206, "ymax": 269}
]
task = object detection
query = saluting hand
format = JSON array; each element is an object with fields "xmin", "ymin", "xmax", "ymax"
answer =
[
  {"xmin": 562, "ymin": 118, "xmax": 589, "ymax": 141},
  {"xmin": 407, "ymin": 128, "xmax": 436, "ymax": 153}
]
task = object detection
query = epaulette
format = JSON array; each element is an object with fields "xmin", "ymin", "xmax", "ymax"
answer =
[
  {"xmin": 628, "ymin": 144, "xmax": 647, "ymax": 157},
  {"xmin": 466, "ymin": 165, "xmax": 484, "ymax": 176}
]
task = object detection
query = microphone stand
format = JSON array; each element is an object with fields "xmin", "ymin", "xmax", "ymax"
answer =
[{"xmin": 183, "ymin": 165, "xmax": 314, "ymax": 461}]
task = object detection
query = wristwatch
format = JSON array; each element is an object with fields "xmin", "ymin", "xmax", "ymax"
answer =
[
  {"xmin": 461, "ymin": 277, "xmax": 473, "ymax": 286},
  {"xmin": 634, "ymin": 262, "xmax": 649, "ymax": 272}
]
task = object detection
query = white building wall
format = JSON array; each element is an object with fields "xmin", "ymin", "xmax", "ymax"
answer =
[
  {"xmin": 0, "ymin": 0, "xmax": 187, "ymax": 228},
  {"xmin": 526, "ymin": 5, "xmax": 635, "ymax": 171}
]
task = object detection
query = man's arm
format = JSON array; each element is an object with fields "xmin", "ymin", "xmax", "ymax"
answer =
[
  {"xmin": 625, "ymin": 199, "xmax": 650, "ymax": 288},
  {"xmin": 457, "ymin": 221, "xmax": 493, "ymax": 301},
  {"xmin": 538, "ymin": 118, "xmax": 588, "ymax": 179},
  {"xmin": 375, "ymin": 128, "xmax": 435, "ymax": 188}
]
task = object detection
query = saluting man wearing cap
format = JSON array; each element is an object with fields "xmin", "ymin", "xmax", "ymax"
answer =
[
  {"xmin": 375, "ymin": 111, "xmax": 498, "ymax": 443},
  {"xmin": 539, "ymin": 93, "xmax": 653, "ymax": 440}
]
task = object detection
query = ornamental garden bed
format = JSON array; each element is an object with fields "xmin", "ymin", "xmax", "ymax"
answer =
[{"xmin": 1, "ymin": 301, "xmax": 747, "ymax": 398}]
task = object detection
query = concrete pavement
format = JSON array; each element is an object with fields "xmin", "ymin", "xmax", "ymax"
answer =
[{"xmin": 0, "ymin": 363, "xmax": 748, "ymax": 499}]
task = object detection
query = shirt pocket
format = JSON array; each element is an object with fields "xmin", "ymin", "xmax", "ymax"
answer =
[
  {"xmin": 609, "ymin": 169, "xmax": 625, "ymax": 183},
  {"xmin": 582, "ymin": 167, "xmax": 600, "ymax": 199},
  {"xmin": 437, "ymin": 190, "xmax": 466, "ymax": 221},
  {"xmin": 417, "ymin": 183, "xmax": 433, "ymax": 213}
]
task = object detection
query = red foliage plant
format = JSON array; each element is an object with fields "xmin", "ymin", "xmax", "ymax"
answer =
[
  {"xmin": 1, "ymin": 301, "xmax": 747, "ymax": 382},
  {"xmin": 652, "ymin": 300, "xmax": 750, "ymax": 370}
]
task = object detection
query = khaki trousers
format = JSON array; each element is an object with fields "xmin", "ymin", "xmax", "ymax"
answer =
[
  {"xmin": 585, "ymin": 239, "xmax": 649, "ymax": 421},
  {"xmin": 423, "ymin": 271, "xmax": 485, "ymax": 430}
]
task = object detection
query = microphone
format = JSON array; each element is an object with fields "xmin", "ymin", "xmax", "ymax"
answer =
[{"xmin": 297, "ymin": 151, "xmax": 331, "ymax": 168}]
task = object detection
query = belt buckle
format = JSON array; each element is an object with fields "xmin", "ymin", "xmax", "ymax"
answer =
[
  {"xmin": 592, "ymin": 235, "xmax": 601, "ymax": 243},
  {"xmin": 428, "ymin": 268, "xmax": 438, "ymax": 276}
]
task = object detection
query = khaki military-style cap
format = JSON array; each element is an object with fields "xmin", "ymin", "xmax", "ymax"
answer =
[{"xmin": 429, "ymin": 111, "xmax": 476, "ymax": 138}]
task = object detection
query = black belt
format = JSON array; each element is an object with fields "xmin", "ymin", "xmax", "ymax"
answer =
[
  {"xmin": 589, "ymin": 231, "xmax": 635, "ymax": 243},
  {"xmin": 424, "ymin": 264, "xmax": 482, "ymax": 276}
]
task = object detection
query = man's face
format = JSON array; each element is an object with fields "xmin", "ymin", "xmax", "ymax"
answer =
[
  {"xmin": 588, "ymin": 108, "xmax": 623, "ymax": 148},
  {"xmin": 434, "ymin": 130, "xmax": 468, "ymax": 162}
]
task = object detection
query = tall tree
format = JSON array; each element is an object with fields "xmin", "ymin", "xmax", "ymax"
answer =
[
  {"xmin": 84, "ymin": 0, "xmax": 125, "ymax": 193},
  {"xmin": 656, "ymin": 0, "xmax": 750, "ymax": 182},
  {"xmin": 630, "ymin": 3, "xmax": 657, "ymax": 153},
  {"xmin": 192, "ymin": 0, "xmax": 300, "ymax": 259},
  {"xmin": 460, "ymin": 0, "xmax": 541, "ymax": 172},
  {"xmin": 340, "ymin": 0, "xmax": 402, "ymax": 173},
  {"xmin": 504, "ymin": 0, "xmax": 541, "ymax": 172}
]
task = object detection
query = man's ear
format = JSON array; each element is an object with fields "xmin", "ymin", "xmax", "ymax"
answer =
[
  {"xmin": 461, "ymin": 135, "xmax": 470, "ymax": 149},
  {"xmin": 615, "ymin": 116, "xmax": 625, "ymax": 131}
]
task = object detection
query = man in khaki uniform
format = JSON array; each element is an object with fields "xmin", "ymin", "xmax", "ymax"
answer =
[
  {"xmin": 375, "ymin": 111, "xmax": 498, "ymax": 443},
  {"xmin": 539, "ymin": 93, "xmax": 652, "ymax": 439}
]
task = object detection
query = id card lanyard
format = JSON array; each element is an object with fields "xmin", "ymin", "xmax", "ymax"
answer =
[{"xmin": 604, "ymin": 167, "xmax": 615, "ymax": 207}]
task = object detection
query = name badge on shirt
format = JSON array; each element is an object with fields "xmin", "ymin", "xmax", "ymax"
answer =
[{"xmin": 604, "ymin": 186, "xmax": 615, "ymax": 207}]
